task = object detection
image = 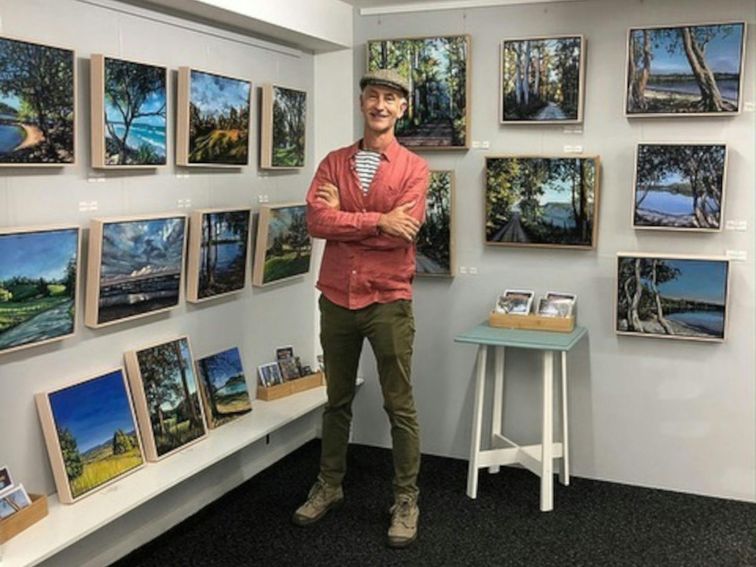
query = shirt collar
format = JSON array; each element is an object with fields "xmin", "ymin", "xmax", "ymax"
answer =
[{"xmin": 350, "ymin": 138, "xmax": 401, "ymax": 162}]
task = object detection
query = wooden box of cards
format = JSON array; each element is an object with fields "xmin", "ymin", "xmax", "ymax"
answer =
[
  {"xmin": 488, "ymin": 312, "xmax": 575, "ymax": 333},
  {"xmin": 257, "ymin": 371, "xmax": 325, "ymax": 401},
  {"xmin": 0, "ymin": 493, "xmax": 48, "ymax": 544}
]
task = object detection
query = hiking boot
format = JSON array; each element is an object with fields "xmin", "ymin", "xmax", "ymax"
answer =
[
  {"xmin": 291, "ymin": 479, "xmax": 344, "ymax": 526},
  {"xmin": 387, "ymin": 495, "xmax": 419, "ymax": 548}
]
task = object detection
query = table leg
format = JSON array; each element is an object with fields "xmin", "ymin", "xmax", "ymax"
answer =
[
  {"xmin": 540, "ymin": 350, "xmax": 554, "ymax": 512},
  {"xmin": 467, "ymin": 345, "xmax": 488, "ymax": 499},
  {"xmin": 489, "ymin": 346, "xmax": 505, "ymax": 474},
  {"xmin": 560, "ymin": 351, "xmax": 570, "ymax": 486}
]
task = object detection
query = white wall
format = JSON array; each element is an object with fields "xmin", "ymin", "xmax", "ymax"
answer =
[{"xmin": 351, "ymin": 0, "xmax": 756, "ymax": 502}]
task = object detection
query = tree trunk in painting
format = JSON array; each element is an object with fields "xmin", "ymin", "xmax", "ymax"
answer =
[
  {"xmin": 172, "ymin": 341, "xmax": 200, "ymax": 426},
  {"xmin": 650, "ymin": 259, "xmax": 674, "ymax": 334},
  {"xmin": 578, "ymin": 160, "xmax": 587, "ymax": 242},
  {"xmin": 514, "ymin": 44, "xmax": 522, "ymax": 105},
  {"xmin": 630, "ymin": 259, "xmax": 643, "ymax": 332},
  {"xmin": 522, "ymin": 41, "xmax": 531, "ymax": 106},
  {"xmin": 680, "ymin": 27, "xmax": 724, "ymax": 111}
]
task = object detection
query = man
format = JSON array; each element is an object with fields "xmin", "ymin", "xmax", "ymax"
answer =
[{"xmin": 292, "ymin": 69, "xmax": 429, "ymax": 548}]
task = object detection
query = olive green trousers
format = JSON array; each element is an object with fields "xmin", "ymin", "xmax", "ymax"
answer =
[{"xmin": 317, "ymin": 295, "xmax": 420, "ymax": 499}]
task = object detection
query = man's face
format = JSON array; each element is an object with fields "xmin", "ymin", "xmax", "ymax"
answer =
[{"xmin": 360, "ymin": 84, "xmax": 407, "ymax": 135}]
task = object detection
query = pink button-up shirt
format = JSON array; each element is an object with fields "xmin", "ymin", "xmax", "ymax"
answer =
[{"xmin": 306, "ymin": 139, "xmax": 430, "ymax": 310}]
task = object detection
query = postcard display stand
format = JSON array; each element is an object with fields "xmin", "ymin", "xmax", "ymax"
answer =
[
  {"xmin": 0, "ymin": 494, "xmax": 48, "ymax": 544},
  {"xmin": 257, "ymin": 371, "xmax": 326, "ymax": 401}
]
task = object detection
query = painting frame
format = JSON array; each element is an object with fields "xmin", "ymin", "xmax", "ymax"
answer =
[
  {"xmin": 0, "ymin": 34, "xmax": 76, "ymax": 167},
  {"xmin": 195, "ymin": 346, "xmax": 252, "ymax": 429},
  {"xmin": 632, "ymin": 142, "xmax": 728, "ymax": 232},
  {"xmin": 176, "ymin": 67, "xmax": 252, "ymax": 167},
  {"xmin": 624, "ymin": 21, "xmax": 747, "ymax": 117},
  {"xmin": 85, "ymin": 213, "xmax": 187, "ymax": 329},
  {"xmin": 260, "ymin": 83, "xmax": 307, "ymax": 170},
  {"xmin": 90, "ymin": 54, "xmax": 168, "ymax": 169},
  {"xmin": 484, "ymin": 155, "xmax": 601, "ymax": 250},
  {"xmin": 35, "ymin": 367, "xmax": 145, "ymax": 504},
  {"xmin": 124, "ymin": 336, "xmax": 208, "ymax": 461},
  {"xmin": 186, "ymin": 207, "xmax": 252, "ymax": 303},
  {"xmin": 614, "ymin": 252, "xmax": 730, "ymax": 343},
  {"xmin": 366, "ymin": 34, "xmax": 471, "ymax": 150},
  {"xmin": 416, "ymin": 170, "xmax": 455, "ymax": 277},
  {"xmin": 0, "ymin": 224, "xmax": 81, "ymax": 356},
  {"xmin": 499, "ymin": 34, "xmax": 585, "ymax": 124},
  {"xmin": 252, "ymin": 202, "xmax": 312, "ymax": 287}
]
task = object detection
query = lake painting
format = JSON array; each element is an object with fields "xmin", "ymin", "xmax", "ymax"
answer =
[
  {"xmin": 485, "ymin": 156, "xmax": 599, "ymax": 249},
  {"xmin": 626, "ymin": 22, "xmax": 745, "ymax": 115},
  {"xmin": 501, "ymin": 35, "xmax": 583, "ymax": 122},
  {"xmin": 634, "ymin": 143, "xmax": 726, "ymax": 230},
  {"xmin": 262, "ymin": 84, "xmax": 306, "ymax": 168},
  {"xmin": 89, "ymin": 216, "xmax": 186, "ymax": 327},
  {"xmin": 196, "ymin": 347, "xmax": 252, "ymax": 429},
  {"xmin": 253, "ymin": 204, "xmax": 311, "ymax": 286},
  {"xmin": 416, "ymin": 171, "xmax": 454, "ymax": 276},
  {"xmin": 616, "ymin": 255, "xmax": 729, "ymax": 341},
  {"xmin": 0, "ymin": 227, "xmax": 79, "ymax": 355},
  {"xmin": 367, "ymin": 35, "xmax": 469, "ymax": 148},
  {"xmin": 38, "ymin": 369, "xmax": 144, "ymax": 502},
  {"xmin": 0, "ymin": 37, "xmax": 75, "ymax": 164}
]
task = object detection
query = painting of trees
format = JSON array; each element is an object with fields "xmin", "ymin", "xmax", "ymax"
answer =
[
  {"xmin": 367, "ymin": 35, "xmax": 469, "ymax": 148},
  {"xmin": 501, "ymin": 35, "xmax": 583, "ymax": 122},
  {"xmin": 485, "ymin": 156, "xmax": 599, "ymax": 248},
  {"xmin": 253, "ymin": 205, "xmax": 312, "ymax": 286},
  {"xmin": 416, "ymin": 171, "xmax": 454, "ymax": 276},
  {"xmin": 626, "ymin": 22, "xmax": 745, "ymax": 115},
  {"xmin": 261, "ymin": 85, "xmax": 306, "ymax": 168}
]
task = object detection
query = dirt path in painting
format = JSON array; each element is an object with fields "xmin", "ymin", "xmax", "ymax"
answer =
[
  {"xmin": 492, "ymin": 212, "xmax": 529, "ymax": 243},
  {"xmin": 16, "ymin": 124, "xmax": 45, "ymax": 150},
  {"xmin": 534, "ymin": 102, "xmax": 567, "ymax": 120},
  {"xmin": 0, "ymin": 299, "xmax": 73, "ymax": 349},
  {"xmin": 416, "ymin": 254, "xmax": 445, "ymax": 274},
  {"xmin": 400, "ymin": 121, "xmax": 455, "ymax": 147}
]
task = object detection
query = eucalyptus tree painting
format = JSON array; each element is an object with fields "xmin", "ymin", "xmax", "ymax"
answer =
[
  {"xmin": 91, "ymin": 55, "xmax": 166, "ymax": 167},
  {"xmin": 261, "ymin": 84, "xmax": 306, "ymax": 169},
  {"xmin": 367, "ymin": 35, "xmax": 469, "ymax": 149},
  {"xmin": 253, "ymin": 204, "xmax": 311, "ymax": 287},
  {"xmin": 625, "ymin": 22, "xmax": 745, "ymax": 116},
  {"xmin": 616, "ymin": 254, "xmax": 729, "ymax": 342},
  {"xmin": 177, "ymin": 68, "xmax": 251, "ymax": 166},
  {"xmin": 0, "ymin": 36, "xmax": 74, "ymax": 165},
  {"xmin": 500, "ymin": 35, "xmax": 584, "ymax": 123},
  {"xmin": 195, "ymin": 347, "xmax": 252, "ymax": 429},
  {"xmin": 633, "ymin": 143, "xmax": 726, "ymax": 231},
  {"xmin": 416, "ymin": 171, "xmax": 454, "ymax": 276},
  {"xmin": 485, "ymin": 156, "xmax": 599, "ymax": 249},
  {"xmin": 0, "ymin": 226, "xmax": 80, "ymax": 355}
]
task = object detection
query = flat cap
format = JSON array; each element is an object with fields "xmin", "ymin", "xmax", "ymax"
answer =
[{"xmin": 360, "ymin": 69, "xmax": 410, "ymax": 98}]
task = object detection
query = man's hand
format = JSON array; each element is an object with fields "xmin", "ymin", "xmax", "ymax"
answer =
[
  {"xmin": 316, "ymin": 183, "xmax": 340, "ymax": 210},
  {"xmin": 378, "ymin": 202, "xmax": 420, "ymax": 241}
]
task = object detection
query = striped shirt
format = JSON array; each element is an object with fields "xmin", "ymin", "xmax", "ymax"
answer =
[{"xmin": 355, "ymin": 149, "xmax": 381, "ymax": 194}]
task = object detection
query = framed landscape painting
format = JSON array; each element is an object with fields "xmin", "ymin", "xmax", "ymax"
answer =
[
  {"xmin": 187, "ymin": 208, "xmax": 251, "ymax": 302},
  {"xmin": 367, "ymin": 35, "xmax": 470, "ymax": 149},
  {"xmin": 416, "ymin": 170, "xmax": 455, "ymax": 277},
  {"xmin": 485, "ymin": 156, "xmax": 600, "ymax": 249},
  {"xmin": 260, "ymin": 84, "xmax": 306, "ymax": 169},
  {"xmin": 633, "ymin": 143, "xmax": 727, "ymax": 231},
  {"xmin": 500, "ymin": 35, "xmax": 584, "ymax": 123},
  {"xmin": 0, "ymin": 226, "xmax": 80, "ymax": 355},
  {"xmin": 35, "ymin": 368, "xmax": 145, "ymax": 503},
  {"xmin": 615, "ymin": 253, "xmax": 729, "ymax": 342},
  {"xmin": 125, "ymin": 337, "xmax": 207, "ymax": 461},
  {"xmin": 176, "ymin": 67, "xmax": 251, "ymax": 166},
  {"xmin": 195, "ymin": 347, "xmax": 252, "ymax": 429},
  {"xmin": 85, "ymin": 214, "xmax": 187, "ymax": 328},
  {"xmin": 0, "ymin": 36, "xmax": 75, "ymax": 165},
  {"xmin": 252, "ymin": 203, "xmax": 311, "ymax": 287},
  {"xmin": 625, "ymin": 22, "xmax": 746, "ymax": 116},
  {"xmin": 90, "ymin": 55, "xmax": 167, "ymax": 168}
]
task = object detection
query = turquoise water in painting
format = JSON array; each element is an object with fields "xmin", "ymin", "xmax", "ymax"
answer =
[
  {"xmin": 107, "ymin": 122, "xmax": 166, "ymax": 157},
  {"xmin": 666, "ymin": 311, "xmax": 723, "ymax": 335},
  {"xmin": 0, "ymin": 124, "xmax": 24, "ymax": 152}
]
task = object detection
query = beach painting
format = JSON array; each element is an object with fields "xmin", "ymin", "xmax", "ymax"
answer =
[
  {"xmin": 91, "ymin": 55, "xmax": 166, "ymax": 167},
  {"xmin": 634, "ymin": 143, "xmax": 727, "ymax": 231},
  {"xmin": 36, "ymin": 368, "xmax": 144, "ymax": 503},
  {"xmin": 0, "ymin": 226, "xmax": 80, "ymax": 355},
  {"xmin": 0, "ymin": 36, "xmax": 75, "ymax": 165},
  {"xmin": 125, "ymin": 337, "xmax": 207, "ymax": 460},
  {"xmin": 253, "ymin": 204, "xmax": 311, "ymax": 287},
  {"xmin": 500, "ymin": 35, "xmax": 584, "ymax": 123},
  {"xmin": 86, "ymin": 215, "xmax": 186, "ymax": 328},
  {"xmin": 367, "ymin": 35, "xmax": 469, "ymax": 149},
  {"xmin": 177, "ymin": 68, "xmax": 251, "ymax": 166},
  {"xmin": 625, "ymin": 22, "xmax": 746, "ymax": 116},
  {"xmin": 485, "ymin": 156, "xmax": 599, "ymax": 249},
  {"xmin": 261, "ymin": 84, "xmax": 306, "ymax": 169},
  {"xmin": 187, "ymin": 208, "xmax": 251, "ymax": 302},
  {"xmin": 195, "ymin": 347, "xmax": 252, "ymax": 429},
  {"xmin": 416, "ymin": 171, "xmax": 454, "ymax": 277},
  {"xmin": 616, "ymin": 254, "xmax": 729, "ymax": 342}
]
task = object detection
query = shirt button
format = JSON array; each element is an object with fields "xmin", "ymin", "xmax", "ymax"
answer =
[{"xmin": 352, "ymin": 270, "xmax": 357, "ymax": 275}]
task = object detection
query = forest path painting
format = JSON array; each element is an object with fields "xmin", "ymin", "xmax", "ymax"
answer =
[{"xmin": 416, "ymin": 171, "xmax": 453, "ymax": 276}]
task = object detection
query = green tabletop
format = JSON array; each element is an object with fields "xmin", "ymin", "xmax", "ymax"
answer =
[{"xmin": 454, "ymin": 322, "xmax": 587, "ymax": 351}]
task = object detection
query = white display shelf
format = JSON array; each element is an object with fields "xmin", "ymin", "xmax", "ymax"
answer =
[{"xmin": 2, "ymin": 383, "xmax": 353, "ymax": 567}]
